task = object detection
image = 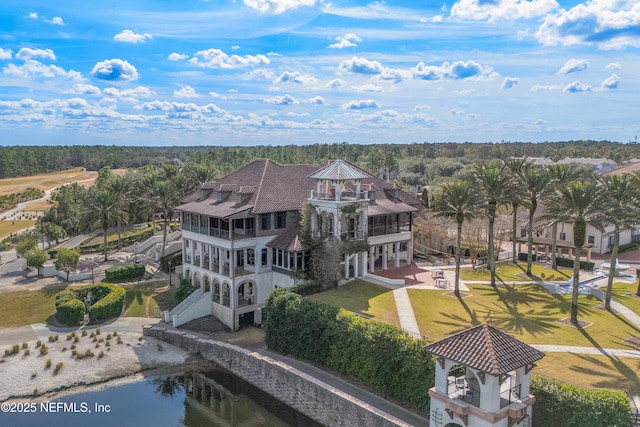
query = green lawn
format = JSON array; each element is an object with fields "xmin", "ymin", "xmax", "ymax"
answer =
[
  {"xmin": 0, "ymin": 285, "xmax": 68, "ymax": 327},
  {"xmin": 460, "ymin": 262, "xmax": 573, "ymax": 282},
  {"xmin": 308, "ymin": 279, "xmax": 640, "ymax": 393},
  {"xmin": 611, "ymin": 281, "xmax": 640, "ymax": 318},
  {"xmin": 0, "ymin": 219, "xmax": 37, "ymax": 239},
  {"xmin": 308, "ymin": 279, "xmax": 400, "ymax": 327},
  {"xmin": 123, "ymin": 280, "xmax": 173, "ymax": 317}
]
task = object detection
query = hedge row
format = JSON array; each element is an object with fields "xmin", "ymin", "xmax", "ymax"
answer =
[
  {"xmin": 555, "ymin": 257, "xmax": 595, "ymax": 271},
  {"xmin": 530, "ymin": 375, "xmax": 632, "ymax": 427},
  {"xmin": 264, "ymin": 289, "xmax": 435, "ymax": 413},
  {"xmin": 518, "ymin": 252, "xmax": 539, "ymax": 262},
  {"xmin": 54, "ymin": 284, "xmax": 125, "ymax": 325},
  {"xmin": 105, "ymin": 264, "xmax": 145, "ymax": 282},
  {"xmin": 290, "ymin": 280, "xmax": 324, "ymax": 296}
]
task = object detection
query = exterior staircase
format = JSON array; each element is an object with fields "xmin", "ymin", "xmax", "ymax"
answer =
[{"xmin": 164, "ymin": 289, "xmax": 211, "ymax": 328}]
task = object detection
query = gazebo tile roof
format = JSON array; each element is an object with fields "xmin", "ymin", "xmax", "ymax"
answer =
[
  {"xmin": 307, "ymin": 159, "xmax": 372, "ymax": 181},
  {"xmin": 424, "ymin": 324, "xmax": 545, "ymax": 375}
]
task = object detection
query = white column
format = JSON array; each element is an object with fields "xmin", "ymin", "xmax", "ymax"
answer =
[
  {"xmin": 344, "ymin": 254, "xmax": 349, "ymax": 279},
  {"xmin": 209, "ymin": 245, "xmax": 213, "ymax": 271},
  {"xmin": 382, "ymin": 244, "xmax": 388, "ymax": 270},
  {"xmin": 360, "ymin": 252, "xmax": 367, "ymax": 276},
  {"xmin": 395, "ymin": 244, "xmax": 400, "ymax": 268},
  {"xmin": 369, "ymin": 247, "xmax": 375, "ymax": 273},
  {"xmin": 354, "ymin": 253, "xmax": 359, "ymax": 278}
]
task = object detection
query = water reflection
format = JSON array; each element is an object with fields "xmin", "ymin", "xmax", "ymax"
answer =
[{"xmin": 0, "ymin": 368, "xmax": 322, "ymax": 427}]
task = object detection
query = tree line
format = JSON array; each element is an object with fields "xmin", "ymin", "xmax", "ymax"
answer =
[{"xmin": 431, "ymin": 158, "xmax": 640, "ymax": 325}]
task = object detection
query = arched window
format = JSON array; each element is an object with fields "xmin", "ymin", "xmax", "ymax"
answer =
[
  {"xmin": 447, "ymin": 364, "xmax": 480, "ymax": 407},
  {"xmin": 222, "ymin": 283, "xmax": 230, "ymax": 307},
  {"xmin": 213, "ymin": 280, "xmax": 220, "ymax": 303},
  {"xmin": 203, "ymin": 276, "xmax": 210, "ymax": 292}
]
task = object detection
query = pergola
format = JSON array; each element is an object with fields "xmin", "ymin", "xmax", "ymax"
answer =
[{"xmin": 512, "ymin": 236, "xmax": 594, "ymax": 263}]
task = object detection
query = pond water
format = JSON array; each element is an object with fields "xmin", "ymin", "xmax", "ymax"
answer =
[{"xmin": 0, "ymin": 367, "xmax": 322, "ymax": 427}]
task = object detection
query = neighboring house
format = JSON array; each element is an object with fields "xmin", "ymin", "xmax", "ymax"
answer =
[{"xmin": 171, "ymin": 158, "xmax": 421, "ymax": 331}]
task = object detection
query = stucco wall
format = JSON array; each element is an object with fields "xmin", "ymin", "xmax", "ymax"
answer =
[{"xmin": 144, "ymin": 324, "xmax": 413, "ymax": 427}]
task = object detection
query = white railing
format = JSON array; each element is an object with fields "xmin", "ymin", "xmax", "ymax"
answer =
[{"xmin": 167, "ymin": 289, "xmax": 212, "ymax": 327}]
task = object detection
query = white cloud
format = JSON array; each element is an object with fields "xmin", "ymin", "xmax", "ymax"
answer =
[
  {"xmin": 563, "ymin": 81, "xmax": 591, "ymax": 93},
  {"xmin": 167, "ymin": 52, "xmax": 188, "ymax": 61},
  {"xmin": 328, "ymin": 33, "xmax": 362, "ymax": 49},
  {"xmin": 243, "ymin": 68, "xmax": 276, "ymax": 80},
  {"xmin": 606, "ymin": 62, "xmax": 621, "ymax": 71},
  {"xmin": 208, "ymin": 91, "xmax": 225, "ymax": 99},
  {"xmin": 3, "ymin": 60, "xmax": 83, "ymax": 81},
  {"xmin": 103, "ymin": 86, "xmax": 155, "ymax": 99},
  {"xmin": 174, "ymin": 85, "xmax": 200, "ymax": 98},
  {"xmin": 28, "ymin": 12, "xmax": 38, "ymax": 19},
  {"xmin": 353, "ymin": 84, "xmax": 383, "ymax": 93},
  {"xmin": 530, "ymin": 84, "xmax": 561, "ymax": 92},
  {"xmin": 338, "ymin": 56, "xmax": 385, "ymax": 74},
  {"xmin": 326, "ymin": 78, "xmax": 346, "ymax": 89},
  {"xmin": 558, "ymin": 59, "xmax": 588, "ymax": 75},
  {"xmin": 412, "ymin": 60, "xmax": 493, "ymax": 81},
  {"xmin": 536, "ymin": 1, "xmax": 640, "ymax": 50},
  {"xmin": 274, "ymin": 71, "xmax": 317, "ymax": 85},
  {"xmin": 135, "ymin": 100, "xmax": 224, "ymax": 114},
  {"xmin": 49, "ymin": 17, "xmax": 64, "ymax": 26},
  {"xmin": 231, "ymin": 45, "xmax": 240, "ymax": 50},
  {"xmin": 16, "ymin": 48, "xmax": 56, "ymax": 61},
  {"xmin": 243, "ymin": 0, "xmax": 321, "ymax": 14},
  {"xmin": 501, "ymin": 77, "xmax": 519, "ymax": 89},
  {"xmin": 601, "ymin": 74, "xmax": 619, "ymax": 89},
  {"xmin": 91, "ymin": 59, "xmax": 139, "ymax": 81},
  {"xmin": 309, "ymin": 96, "xmax": 325, "ymax": 105},
  {"xmin": 0, "ymin": 49, "xmax": 12, "ymax": 60},
  {"xmin": 450, "ymin": 0, "xmax": 558, "ymax": 22},
  {"xmin": 341, "ymin": 99, "xmax": 379, "ymax": 109},
  {"xmin": 451, "ymin": 109, "xmax": 466, "ymax": 115},
  {"xmin": 263, "ymin": 94, "xmax": 298, "ymax": 105},
  {"xmin": 114, "ymin": 30, "xmax": 153, "ymax": 44},
  {"xmin": 413, "ymin": 105, "xmax": 431, "ymax": 111},
  {"xmin": 535, "ymin": 119, "xmax": 547, "ymax": 126},
  {"xmin": 190, "ymin": 48, "xmax": 269, "ymax": 69},
  {"xmin": 64, "ymin": 84, "xmax": 101, "ymax": 95}
]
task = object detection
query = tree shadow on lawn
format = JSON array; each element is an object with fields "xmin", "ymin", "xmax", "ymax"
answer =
[
  {"xmin": 565, "ymin": 353, "xmax": 640, "ymax": 394},
  {"xmin": 472, "ymin": 300, "xmax": 561, "ymax": 337}
]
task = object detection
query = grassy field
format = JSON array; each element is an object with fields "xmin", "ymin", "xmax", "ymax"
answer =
[
  {"xmin": 0, "ymin": 219, "xmax": 37, "ymax": 239},
  {"xmin": 612, "ymin": 281, "xmax": 640, "ymax": 317},
  {"xmin": 460, "ymin": 262, "xmax": 573, "ymax": 282},
  {"xmin": 24, "ymin": 199, "xmax": 53, "ymax": 213},
  {"xmin": 311, "ymin": 279, "xmax": 640, "ymax": 393},
  {"xmin": 123, "ymin": 280, "xmax": 175, "ymax": 318},
  {"xmin": 308, "ymin": 279, "xmax": 401, "ymax": 327},
  {"xmin": 0, "ymin": 281, "xmax": 174, "ymax": 328},
  {"xmin": 0, "ymin": 168, "xmax": 97, "ymax": 196}
]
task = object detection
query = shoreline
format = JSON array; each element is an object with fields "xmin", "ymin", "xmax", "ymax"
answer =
[{"xmin": 0, "ymin": 330, "xmax": 191, "ymax": 403}]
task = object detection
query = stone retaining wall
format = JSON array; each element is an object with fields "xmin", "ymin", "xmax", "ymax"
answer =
[{"xmin": 144, "ymin": 324, "xmax": 412, "ymax": 427}]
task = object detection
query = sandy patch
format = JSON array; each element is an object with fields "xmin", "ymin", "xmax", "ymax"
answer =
[{"xmin": 0, "ymin": 331, "xmax": 189, "ymax": 402}]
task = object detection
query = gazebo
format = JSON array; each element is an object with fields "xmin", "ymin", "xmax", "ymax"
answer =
[{"xmin": 424, "ymin": 324, "xmax": 545, "ymax": 427}]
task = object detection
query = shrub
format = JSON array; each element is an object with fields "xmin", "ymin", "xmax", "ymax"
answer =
[
  {"xmin": 21, "ymin": 343, "xmax": 27, "ymax": 349},
  {"xmin": 555, "ymin": 257, "xmax": 595, "ymax": 271},
  {"xmin": 39, "ymin": 345, "xmax": 48, "ymax": 356},
  {"xmin": 54, "ymin": 284, "xmax": 126, "ymax": 325},
  {"xmin": 174, "ymin": 279, "xmax": 196, "ymax": 303},
  {"xmin": 530, "ymin": 375, "xmax": 631, "ymax": 427},
  {"xmin": 45, "ymin": 359, "xmax": 52, "ymax": 369},
  {"xmin": 87, "ymin": 285, "xmax": 125, "ymax": 323},
  {"xmin": 290, "ymin": 281, "xmax": 324, "ymax": 296},
  {"xmin": 54, "ymin": 362, "xmax": 63, "ymax": 374},
  {"xmin": 55, "ymin": 298, "xmax": 85, "ymax": 326},
  {"xmin": 104, "ymin": 264, "xmax": 145, "ymax": 282},
  {"xmin": 518, "ymin": 252, "xmax": 539, "ymax": 262},
  {"xmin": 265, "ymin": 289, "xmax": 435, "ymax": 413}
]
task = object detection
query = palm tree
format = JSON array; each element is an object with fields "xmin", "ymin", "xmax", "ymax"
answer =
[
  {"xmin": 82, "ymin": 188, "xmax": 128, "ymax": 262},
  {"xmin": 473, "ymin": 160, "xmax": 512, "ymax": 287},
  {"xmin": 106, "ymin": 175, "xmax": 130, "ymax": 250},
  {"xmin": 520, "ymin": 164, "xmax": 552, "ymax": 275},
  {"xmin": 503, "ymin": 157, "xmax": 528, "ymax": 264},
  {"xmin": 145, "ymin": 177, "xmax": 186, "ymax": 258},
  {"xmin": 542, "ymin": 181, "xmax": 606, "ymax": 323},
  {"xmin": 432, "ymin": 180, "xmax": 480, "ymax": 297},
  {"xmin": 545, "ymin": 164, "xmax": 584, "ymax": 269},
  {"xmin": 600, "ymin": 174, "xmax": 637, "ymax": 311}
]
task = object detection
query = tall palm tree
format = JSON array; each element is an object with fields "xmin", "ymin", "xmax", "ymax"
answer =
[
  {"xmin": 145, "ymin": 176, "xmax": 186, "ymax": 258},
  {"xmin": 106, "ymin": 175, "xmax": 130, "ymax": 250},
  {"xmin": 432, "ymin": 180, "xmax": 480, "ymax": 297},
  {"xmin": 600, "ymin": 174, "xmax": 637, "ymax": 311},
  {"xmin": 546, "ymin": 164, "xmax": 584, "ymax": 269},
  {"xmin": 521, "ymin": 164, "xmax": 552, "ymax": 275},
  {"xmin": 503, "ymin": 157, "xmax": 528, "ymax": 264},
  {"xmin": 542, "ymin": 181, "xmax": 606, "ymax": 323},
  {"xmin": 473, "ymin": 160, "xmax": 512, "ymax": 287},
  {"xmin": 82, "ymin": 188, "xmax": 128, "ymax": 262}
]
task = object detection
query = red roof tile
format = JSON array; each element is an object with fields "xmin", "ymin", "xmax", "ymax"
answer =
[{"xmin": 424, "ymin": 324, "xmax": 545, "ymax": 375}]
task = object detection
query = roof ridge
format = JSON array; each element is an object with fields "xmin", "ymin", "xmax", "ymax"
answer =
[{"xmin": 253, "ymin": 158, "xmax": 271, "ymax": 213}]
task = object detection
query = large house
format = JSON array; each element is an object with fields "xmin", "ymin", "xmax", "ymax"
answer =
[{"xmin": 169, "ymin": 158, "xmax": 421, "ymax": 331}]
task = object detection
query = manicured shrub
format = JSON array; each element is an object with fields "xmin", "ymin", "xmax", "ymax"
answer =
[
  {"xmin": 530, "ymin": 375, "xmax": 632, "ymax": 427},
  {"xmin": 265, "ymin": 288, "xmax": 435, "ymax": 413},
  {"xmin": 174, "ymin": 279, "xmax": 195, "ymax": 303},
  {"xmin": 55, "ymin": 298, "xmax": 85, "ymax": 326},
  {"xmin": 87, "ymin": 285, "xmax": 125, "ymax": 323},
  {"xmin": 290, "ymin": 280, "xmax": 324, "ymax": 296},
  {"xmin": 104, "ymin": 264, "xmax": 145, "ymax": 282},
  {"xmin": 555, "ymin": 257, "xmax": 594, "ymax": 271},
  {"xmin": 54, "ymin": 284, "xmax": 125, "ymax": 325},
  {"xmin": 518, "ymin": 252, "xmax": 539, "ymax": 262}
]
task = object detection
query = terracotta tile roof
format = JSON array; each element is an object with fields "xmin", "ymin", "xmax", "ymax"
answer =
[
  {"xmin": 177, "ymin": 158, "xmax": 421, "ymax": 217},
  {"xmin": 266, "ymin": 223, "xmax": 309, "ymax": 252},
  {"xmin": 424, "ymin": 324, "xmax": 545, "ymax": 375}
]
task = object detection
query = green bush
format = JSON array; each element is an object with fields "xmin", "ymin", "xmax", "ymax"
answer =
[
  {"xmin": 555, "ymin": 257, "xmax": 594, "ymax": 271},
  {"xmin": 518, "ymin": 252, "xmax": 539, "ymax": 262},
  {"xmin": 56, "ymin": 299, "xmax": 85, "ymax": 326},
  {"xmin": 265, "ymin": 289, "xmax": 435, "ymax": 413},
  {"xmin": 290, "ymin": 281, "xmax": 324, "ymax": 296},
  {"xmin": 616, "ymin": 242, "xmax": 638, "ymax": 253},
  {"xmin": 174, "ymin": 279, "xmax": 195, "ymax": 304},
  {"xmin": 530, "ymin": 375, "xmax": 631, "ymax": 427},
  {"xmin": 54, "ymin": 284, "xmax": 125, "ymax": 325},
  {"xmin": 104, "ymin": 264, "xmax": 145, "ymax": 282}
]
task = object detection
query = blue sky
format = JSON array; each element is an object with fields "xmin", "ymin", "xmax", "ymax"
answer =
[{"xmin": 0, "ymin": 0, "xmax": 638, "ymax": 146}]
